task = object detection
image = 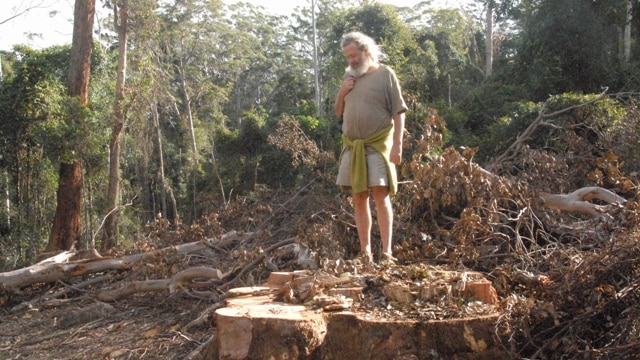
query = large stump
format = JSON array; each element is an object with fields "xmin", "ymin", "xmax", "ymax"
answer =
[{"xmin": 205, "ymin": 270, "xmax": 504, "ymax": 359}]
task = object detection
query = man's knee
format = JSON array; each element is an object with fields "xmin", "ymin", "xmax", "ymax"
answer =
[
  {"xmin": 370, "ymin": 187, "xmax": 389, "ymax": 200},
  {"xmin": 352, "ymin": 191, "xmax": 369, "ymax": 205}
]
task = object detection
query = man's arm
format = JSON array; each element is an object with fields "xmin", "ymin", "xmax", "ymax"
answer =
[{"xmin": 389, "ymin": 112, "xmax": 405, "ymax": 165}]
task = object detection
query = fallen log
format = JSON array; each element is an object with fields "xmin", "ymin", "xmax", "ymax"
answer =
[{"xmin": 0, "ymin": 231, "xmax": 253, "ymax": 291}]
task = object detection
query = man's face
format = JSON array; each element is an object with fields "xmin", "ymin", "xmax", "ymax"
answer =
[{"xmin": 343, "ymin": 43, "xmax": 370, "ymax": 76}]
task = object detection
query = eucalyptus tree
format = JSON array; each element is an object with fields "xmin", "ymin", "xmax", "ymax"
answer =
[
  {"xmin": 404, "ymin": 7, "xmax": 477, "ymax": 111},
  {"xmin": 225, "ymin": 2, "xmax": 304, "ymax": 121},
  {"xmin": 207, "ymin": 3, "xmax": 324, "ymax": 197},
  {"xmin": 99, "ymin": 0, "xmax": 157, "ymax": 250},
  {"xmin": 100, "ymin": 0, "xmax": 129, "ymax": 250},
  {"xmin": 146, "ymin": 0, "xmax": 235, "ymax": 222},
  {"xmin": 287, "ymin": 0, "xmax": 355, "ymax": 137},
  {"xmin": 47, "ymin": 0, "xmax": 97, "ymax": 251}
]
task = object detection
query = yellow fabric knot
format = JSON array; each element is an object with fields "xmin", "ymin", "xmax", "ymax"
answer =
[{"xmin": 340, "ymin": 124, "xmax": 397, "ymax": 195}]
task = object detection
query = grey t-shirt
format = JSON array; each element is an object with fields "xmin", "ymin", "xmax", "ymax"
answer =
[{"xmin": 341, "ymin": 64, "xmax": 407, "ymax": 139}]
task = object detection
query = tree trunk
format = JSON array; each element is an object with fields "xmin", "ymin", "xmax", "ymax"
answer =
[
  {"xmin": 312, "ymin": 0, "xmax": 321, "ymax": 117},
  {"xmin": 624, "ymin": 0, "xmax": 632, "ymax": 63},
  {"xmin": 484, "ymin": 2, "xmax": 493, "ymax": 78},
  {"xmin": 151, "ymin": 101, "xmax": 168, "ymax": 220},
  {"xmin": 539, "ymin": 187, "xmax": 626, "ymax": 217},
  {"xmin": 177, "ymin": 61, "xmax": 197, "ymax": 221},
  {"xmin": 178, "ymin": 62, "xmax": 198, "ymax": 166},
  {"xmin": 47, "ymin": 0, "xmax": 95, "ymax": 251},
  {"xmin": 102, "ymin": 0, "xmax": 129, "ymax": 251},
  {"xmin": 48, "ymin": 162, "xmax": 84, "ymax": 251}
]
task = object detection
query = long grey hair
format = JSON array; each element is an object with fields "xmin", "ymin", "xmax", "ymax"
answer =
[{"xmin": 340, "ymin": 31, "xmax": 387, "ymax": 63}]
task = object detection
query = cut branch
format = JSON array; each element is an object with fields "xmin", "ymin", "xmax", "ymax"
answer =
[
  {"xmin": 488, "ymin": 88, "xmax": 608, "ymax": 172},
  {"xmin": 539, "ymin": 186, "xmax": 626, "ymax": 217},
  {"xmin": 0, "ymin": 231, "xmax": 253, "ymax": 291}
]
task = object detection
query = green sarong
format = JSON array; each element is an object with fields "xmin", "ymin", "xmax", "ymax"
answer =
[{"xmin": 340, "ymin": 124, "xmax": 397, "ymax": 195}]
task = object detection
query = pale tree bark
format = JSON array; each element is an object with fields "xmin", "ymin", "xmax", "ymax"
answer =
[
  {"xmin": 177, "ymin": 59, "xmax": 199, "ymax": 166},
  {"xmin": 47, "ymin": 0, "xmax": 95, "ymax": 251},
  {"xmin": 151, "ymin": 100, "xmax": 168, "ymax": 220},
  {"xmin": 539, "ymin": 187, "xmax": 627, "ymax": 217},
  {"xmin": 624, "ymin": 0, "xmax": 632, "ymax": 63},
  {"xmin": 484, "ymin": 1, "xmax": 493, "ymax": 78},
  {"xmin": 177, "ymin": 58, "xmax": 198, "ymax": 221},
  {"xmin": 102, "ymin": 0, "xmax": 129, "ymax": 251},
  {"xmin": 1, "ymin": 230, "xmax": 255, "ymax": 293},
  {"xmin": 312, "ymin": 0, "xmax": 321, "ymax": 117}
]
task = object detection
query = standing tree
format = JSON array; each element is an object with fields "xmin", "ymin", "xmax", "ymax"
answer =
[
  {"xmin": 46, "ymin": 0, "xmax": 96, "ymax": 251},
  {"xmin": 484, "ymin": 0, "xmax": 493, "ymax": 78},
  {"xmin": 102, "ymin": 0, "xmax": 129, "ymax": 251}
]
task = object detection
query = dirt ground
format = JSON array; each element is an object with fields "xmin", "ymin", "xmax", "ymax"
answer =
[{"xmin": 0, "ymin": 291, "xmax": 214, "ymax": 359}]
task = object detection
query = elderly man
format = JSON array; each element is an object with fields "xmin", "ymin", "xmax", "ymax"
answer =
[{"xmin": 335, "ymin": 31, "xmax": 407, "ymax": 265}]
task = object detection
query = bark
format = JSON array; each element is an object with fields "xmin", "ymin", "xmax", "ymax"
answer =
[
  {"xmin": 624, "ymin": 0, "xmax": 632, "ymax": 63},
  {"xmin": 178, "ymin": 61, "xmax": 198, "ymax": 166},
  {"xmin": 103, "ymin": 0, "xmax": 129, "ymax": 250},
  {"xmin": 48, "ymin": 161, "xmax": 84, "ymax": 251},
  {"xmin": 47, "ymin": 0, "xmax": 96, "ymax": 251},
  {"xmin": 97, "ymin": 266, "xmax": 222, "ymax": 301},
  {"xmin": 539, "ymin": 187, "xmax": 627, "ymax": 217},
  {"xmin": 2, "ymin": 230, "xmax": 253, "ymax": 291},
  {"xmin": 151, "ymin": 101, "xmax": 168, "ymax": 220},
  {"xmin": 484, "ymin": 2, "xmax": 493, "ymax": 78}
]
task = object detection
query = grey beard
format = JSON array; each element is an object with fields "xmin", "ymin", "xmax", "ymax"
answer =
[{"xmin": 349, "ymin": 58, "xmax": 372, "ymax": 77}]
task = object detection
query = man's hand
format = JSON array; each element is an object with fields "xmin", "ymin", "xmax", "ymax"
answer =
[
  {"xmin": 340, "ymin": 76, "xmax": 356, "ymax": 95},
  {"xmin": 390, "ymin": 112, "xmax": 405, "ymax": 165},
  {"xmin": 390, "ymin": 142, "xmax": 402, "ymax": 165}
]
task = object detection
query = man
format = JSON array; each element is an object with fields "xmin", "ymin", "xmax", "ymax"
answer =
[{"xmin": 335, "ymin": 31, "xmax": 407, "ymax": 264}]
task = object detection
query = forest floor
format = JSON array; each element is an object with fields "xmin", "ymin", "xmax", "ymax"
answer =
[{"xmin": 0, "ymin": 291, "xmax": 212, "ymax": 359}]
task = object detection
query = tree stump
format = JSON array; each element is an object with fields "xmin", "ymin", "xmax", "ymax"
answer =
[{"xmin": 204, "ymin": 270, "xmax": 505, "ymax": 359}]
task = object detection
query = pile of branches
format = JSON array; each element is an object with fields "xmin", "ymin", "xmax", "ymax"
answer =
[{"xmin": 389, "ymin": 95, "xmax": 640, "ymax": 358}]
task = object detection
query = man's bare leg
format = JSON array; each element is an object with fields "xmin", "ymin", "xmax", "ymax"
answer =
[
  {"xmin": 372, "ymin": 186, "xmax": 393, "ymax": 255},
  {"xmin": 352, "ymin": 190, "xmax": 372, "ymax": 255}
]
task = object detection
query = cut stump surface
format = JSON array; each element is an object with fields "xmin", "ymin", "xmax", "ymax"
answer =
[{"xmin": 205, "ymin": 270, "xmax": 505, "ymax": 359}]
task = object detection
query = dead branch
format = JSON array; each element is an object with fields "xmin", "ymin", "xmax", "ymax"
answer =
[
  {"xmin": 96, "ymin": 279, "xmax": 169, "ymax": 302},
  {"xmin": 97, "ymin": 266, "xmax": 223, "ymax": 302},
  {"xmin": 183, "ymin": 303, "xmax": 223, "ymax": 332},
  {"xmin": 539, "ymin": 186, "xmax": 626, "ymax": 217},
  {"xmin": 488, "ymin": 88, "xmax": 608, "ymax": 172},
  {"xmin": 0, "ymin": 231, "xmax": 252, "ymax": 291},
  {"xmin": 168, "ymin": 266, "xmax": 223, "ymax": 293},
  {"xmin": 218, "ymin": 237, "xmax": 296, "ymax": 291}
]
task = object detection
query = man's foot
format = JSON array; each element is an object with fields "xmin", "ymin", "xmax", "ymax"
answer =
[
  {"xmin": 353, "ymin": 252, "xmax": 373, "ymax": 270},
  {"xmin": 357, "ymin": 251, "xmax": 373, "ymax": 264},
  {"xmin": 379, "ymin": 252, "xmax": 398, "ymax": 267}
]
